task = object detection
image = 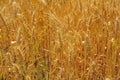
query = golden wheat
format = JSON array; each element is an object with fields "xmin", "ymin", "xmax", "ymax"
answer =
[{"xmin": 0, "ymin": 0, "xmax": 120, "ymax": 80}]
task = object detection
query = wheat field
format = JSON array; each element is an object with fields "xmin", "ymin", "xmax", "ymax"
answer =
[{"xmin": 0, "ymin": 0, "xmax": 120, "ymax": 80}]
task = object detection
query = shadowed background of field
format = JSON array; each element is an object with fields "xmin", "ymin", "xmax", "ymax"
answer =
[{"xmin": 0, "ymin": 0, "xmax": 120, "ymax": 80}]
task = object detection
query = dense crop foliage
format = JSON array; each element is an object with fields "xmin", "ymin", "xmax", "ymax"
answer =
[{"xmin": 0, "ymin": 0, "xmax": 120, "ymax": 80}]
